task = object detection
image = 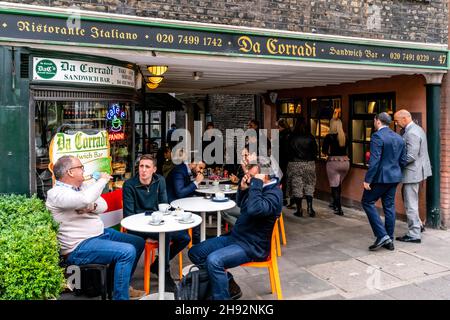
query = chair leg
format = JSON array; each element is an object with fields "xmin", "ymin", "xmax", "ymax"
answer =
[
  {"xmin": 272, "ymin": 257, "xmax": 283, "ymax": 300},
  {"xmin": 275, "ymin": 225, "xmax": 281, "ymax": 257},
  {"xmin": 268, "ymin": 266, "xmax": 276, "ymax": 294},
  {"xmin": 178, "ymin": 252, "xmax": 183, "ymax": 280},
  {"xmin": 188, "ymin": 228, "xmax": 193, "ymax": 249},
  {"xmin": 144, "ymin": 243, "xmax": 151, "ymax": 295},
  {"xmin": 279, "ymin": 213, "xmax": 287, "ymax": 246},
  {"xmin": 99, "ymin": 267, "xmax": 107, "ymax": 300}
]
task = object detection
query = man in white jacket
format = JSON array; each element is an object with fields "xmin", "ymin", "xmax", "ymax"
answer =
[{"xmin": 46, "ymin": 155, "xmax": 145, "ymax": 300}]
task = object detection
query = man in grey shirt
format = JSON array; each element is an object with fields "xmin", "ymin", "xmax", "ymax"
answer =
[{"xmin": 394, "ymin": 110, "xmax": 432, "ymax": 243}]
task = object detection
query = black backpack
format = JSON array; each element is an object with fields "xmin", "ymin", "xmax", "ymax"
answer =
[{"xmin": 175, "ymin": 265, "xmax": 212, "ymax": 300}]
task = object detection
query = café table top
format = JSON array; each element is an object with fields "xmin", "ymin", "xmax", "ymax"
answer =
[
  {"xmin": 121, "ymin": 212, "xmax": 202, "ymax": 234},
  {"xmin": 171, "ymin": 197, "xmax": 236, "ymax": 213},
  {"xmin": 196, "ymin": 184, "xmax": 238, "ymax": 195}
]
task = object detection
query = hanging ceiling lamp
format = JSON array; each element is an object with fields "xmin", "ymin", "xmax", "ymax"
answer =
[
  {"xmin": 147, "ymin": 65, "xmax": 168, "ymax": 76},
  {"xmin": 148, "ymin": 76, "xmax": 164, "ymax": 84},
  {"xmin": 146, "ymin": 82, "xmax": 159, "ymax": 90}
]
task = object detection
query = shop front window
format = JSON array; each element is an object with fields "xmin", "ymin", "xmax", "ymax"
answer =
[
  {"xmin": 309, "ymin": 97, "xmax": 342, "ymax": 159},
  {"xmin": 34, "ymin": 100, "xmax": 133, "ymax": 198},
  {"xmin": 349, "ymin": 92, "xmax": 395, "ymax": 167},
  {"xmin": 277, "ymin": 100, "xmax": 302, "ymax": 129}
]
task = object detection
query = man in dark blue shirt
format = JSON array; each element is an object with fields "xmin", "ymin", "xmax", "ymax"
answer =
[
  {"xmin": 123, "ymin": 154, "xmax": 190, "ymax": 292},
  {"xmin": 188, "ymin": 156, "xmax": 282, "ymax": 300}
]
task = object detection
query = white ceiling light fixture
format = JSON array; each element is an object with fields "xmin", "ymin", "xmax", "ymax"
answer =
[{"xmin": 193, "ymin": 71, "xmax": 202, "ymax": 80}]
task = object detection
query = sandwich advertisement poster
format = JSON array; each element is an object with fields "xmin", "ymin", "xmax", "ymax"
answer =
[{"xmin": 48, "ymin": 130, "xmax": 112, "ymax": 180}]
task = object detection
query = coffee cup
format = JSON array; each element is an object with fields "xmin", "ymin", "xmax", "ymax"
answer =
[
  {"xmin": 224, "ymin": 184, "xmax": 231, "ymax": 191},
  {"xmin": 150, "ymin": 212, "xmax": 163, "ymax": 224},
  {"xmin": 180, "ymin": 211, "xmax": 192, "ymax": 222},
  {"xmin": 158, "ymin": 203, "xmax": 171, "ymax": 213},
  {"xmin": 215, "ymin": 192, "xmax": 225, "ymax": 200}
]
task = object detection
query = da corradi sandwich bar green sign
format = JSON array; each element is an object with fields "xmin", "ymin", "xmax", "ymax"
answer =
[
  {"xmin": 0, "ymin": 8, "xmax": 447, "ymax": 69},
  {"xmin": 33, "ymin": 57, "xmax": 135, "ymax": 88}
]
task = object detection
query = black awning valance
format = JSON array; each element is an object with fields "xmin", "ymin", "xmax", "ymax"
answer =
[{"xmin": 145, "ymin": 93, "xmax": 184, "ymax": 111}]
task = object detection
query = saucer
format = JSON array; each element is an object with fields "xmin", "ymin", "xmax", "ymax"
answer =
[
  {"xmin": 212, "ymin": 197, "xmax": 228, "ymax": 202},
  {"xmin": 177, "ymin": 218, "xmax": 195, "ymax": 224},
  {"xmin": 148, "ymin": 220, "xmax": 165, "ymax": 226}
]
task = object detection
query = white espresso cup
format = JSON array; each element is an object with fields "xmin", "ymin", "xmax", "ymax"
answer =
[
  {"xmin": 158, "ymin": 203, "xmax": 171, "ymax": 213},
  {"xmin": 224, "ymin": 184, "xmax": 231, "ymax": 191},
  {"xmin": 215, "ymin": 192, "xmax": 225, "ymax": 200},
  {"xmin": 180, "ymin": 211, "xmax": 192, "ymax": 222},
  {"xmin": 151, "ymin": 212, "xmax": 163, "ymax": 224}
]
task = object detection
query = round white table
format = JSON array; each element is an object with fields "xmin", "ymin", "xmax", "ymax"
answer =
[
  {"xmin": 196, "ymin": 184, "xmax": 238, "ymax": 195},
  {"xmin": 121, "ymin": 212, "xmax": 202, "ymax": 300},
  {"xmin": 171, "ymin": 197, "xmax": 236, "ymax": 240}
]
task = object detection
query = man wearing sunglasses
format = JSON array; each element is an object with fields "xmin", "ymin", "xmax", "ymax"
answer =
[{"xmin": 46, "ymin": 155, "xmax": 146, "ymax": 300}]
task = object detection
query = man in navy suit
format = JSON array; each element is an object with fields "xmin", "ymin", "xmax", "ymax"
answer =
[
  {"xmin": 166, "ymin": 160, "xmax": 206, "ymax": 243},
  {"xmin": 362, "ymin": 112, "xmax": 407, "ymax": 251}
]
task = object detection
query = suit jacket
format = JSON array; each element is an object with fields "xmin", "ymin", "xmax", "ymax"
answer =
[
  {"xmin": 166, "ymin": 163, "xmax": 197, "ymax": 203},
  {"xmin": 401, "ymin": 122, "xmax": 432, "ymax": 183},
  {"xmin": 364, "ymin": 127, "xmax": 407, "ymax": 184}
]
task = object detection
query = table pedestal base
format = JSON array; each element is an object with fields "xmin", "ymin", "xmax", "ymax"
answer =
[{"xmin": 140, "ymin": 292, "xmax": 175, "ymax": 300}]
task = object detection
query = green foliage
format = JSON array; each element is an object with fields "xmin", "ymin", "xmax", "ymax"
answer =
[{"xmin": 0, "ymin": 194, "xmax": 65, "ymax": 300}]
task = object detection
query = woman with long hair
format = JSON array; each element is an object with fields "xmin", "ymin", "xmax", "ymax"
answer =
[
  {"xmin": 322, "ymin": 118, "xmax": 350, "ymax": 216},
  {"xmin": 286, "ymin": 116, "xmax": 318, "ymax": 217}
]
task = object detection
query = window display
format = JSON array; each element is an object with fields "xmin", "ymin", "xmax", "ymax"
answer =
[
  {"xmin": 309, "ymin": 97, "xmax": 342, "ymax": 159},
  {"xmin": 34, "ymin": 100, "xmax": 133, "ymax": 198},
  {"xmin": 349, "ymin": 92, "xmax": 395, "ymax": 167}
]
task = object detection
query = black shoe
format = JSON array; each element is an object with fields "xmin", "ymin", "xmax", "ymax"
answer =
[
  {"xmin": 382, "ymin": 242, "xmax": 395, "ymax": 251},
  {"xmin": 165, "ymin": 273, "xmax": 177, "ymax": 292},
  {"xmin": 286, "ymin": 203, "xmax": 296, "ymax": 209},
  {"xmin": 334, "ymin": 209, "xmax": 344, "ymax": 216},
  {"xmin": 369, "ymin": 237, "xmax": 392, "ymax": 251},
  {"xmin": 328, "ymin": 202, "xmax": 336, "ymax": 209},
  {"xmin": 293, "ymin": 209, "xmax": 303, "ymax": 217},
  {"xmin": 395, "ymin": 235, "xmax": 421, "ymax": 243},
  {"xmin": 229, "ymin": 278, "xmax": 242, "ymax": 300},
  {"xmin": 421, "ymin": 226, "xmax": 425, "ymax": 233},
  {"xmin": 307, "ymin": 208, "xmax": 316, "ymax": 217}
]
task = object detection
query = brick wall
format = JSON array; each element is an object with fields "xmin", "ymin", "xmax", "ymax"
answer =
[
  {"xmin": 11, "ymin": 0, "xmax": 448, "ymax": 44},
  {"xmin": 441, "ymin": 73, "xmax": 450, "ymax": 227},
  {"xmin": 207, "ymin": 94, "xmax": 255, "ymax": 132}
]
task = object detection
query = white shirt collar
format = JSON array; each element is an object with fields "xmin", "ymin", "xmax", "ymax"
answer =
[
  {"xmin": 55, "ymin": 180, "xmax": 80, "ymax": 191},
  {"xmin": 406, "ymin": 121, "xmax": 414, "ymax": 129}
]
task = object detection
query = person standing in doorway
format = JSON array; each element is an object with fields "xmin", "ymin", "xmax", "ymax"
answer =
[
  {"xmin": 322, "ymin": 118, "xmax": 350, "ymax": 216},
  {"xmin": 286, "ymin": 116, "xmax": 318, "ymax": 218},
  {"xmin": 362, "ymin": 112, "xmax": 407, "ymax": 251},
  {"xmin": 394, "ymin": 109, "xmax": 431, "ymax": 243}
]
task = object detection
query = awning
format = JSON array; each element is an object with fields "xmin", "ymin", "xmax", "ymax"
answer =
[{"xmin": 145, "ymin": 93, "xmax": 184, "ymax": 111}]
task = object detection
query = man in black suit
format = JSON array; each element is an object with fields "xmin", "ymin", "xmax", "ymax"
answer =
[{"xmin": 362, "ymin": 112, "xmax": 407, "ymax": 251}]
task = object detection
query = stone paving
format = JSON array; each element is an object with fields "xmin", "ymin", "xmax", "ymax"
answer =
[{"xmin": 62, "ymin": 199, "xmax": 450, "ymax": 300}]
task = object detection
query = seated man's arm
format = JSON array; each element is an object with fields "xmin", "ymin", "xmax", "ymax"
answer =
[
  {"xmin": 245, "ymin": 179, "xmax": 282, "ymax": 217},
  {"xmin": 49, "ymin": 178, "xmax": 108, "ymax": 210},
  {"xmin": 173, "ymin": 170, "xmax": 197, "ymax": 199},
  {"xmin": 122, "ymin": 181, "xmax": 136, "ymax": 217},
  {"xmin": 159, "ymin": 176, "xmax": 169, "ymax": 204}
]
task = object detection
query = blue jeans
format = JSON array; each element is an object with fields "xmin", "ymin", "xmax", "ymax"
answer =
[
  {"xmin": 362, "ymin": 183, "xmax": 398, "ymax": 241},
  {"xmin": 188, "ymin": 235, "xmax": 251, "ymax": 300},
  {"xmin": 66, "ymin": 228, "xmax": 145, "ymax": 300},
  {"xmin": 129, "ymin": 230, "xmax": 190, "ymax": 272}
]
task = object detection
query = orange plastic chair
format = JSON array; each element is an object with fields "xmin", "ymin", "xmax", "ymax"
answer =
[
  {"xmin": 240, "ymin": 218, "xmax": 283, "ymax": 300},
  {"xmin": 279, "ymin": 212, "xmax": 287, "ymax": 246}
]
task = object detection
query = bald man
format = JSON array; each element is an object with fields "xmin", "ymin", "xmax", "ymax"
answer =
[{"xmin": 394, "ymin": 109, "xmax": 432, "ymax": 243}]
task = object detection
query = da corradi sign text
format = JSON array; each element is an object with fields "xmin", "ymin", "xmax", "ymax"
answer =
[{"xmin": 32, "ymin": 57, "xmax": 135, "ymax": 88}]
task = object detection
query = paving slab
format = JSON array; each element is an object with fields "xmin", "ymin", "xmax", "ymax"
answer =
[
  {"xmin": 383, "ymin": 283, "xmax": 445, "ymax": 300},
  {"xmin": 357, "ymin": 251, "xmax": 448, "ymax": 281},
  {"xmin": 306, "ymin": 259, "xmax": 401, "ymax": 293}
]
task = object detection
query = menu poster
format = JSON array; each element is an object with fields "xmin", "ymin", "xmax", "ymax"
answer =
[{"xmin": 48, "ymin": 130, "xmax": 112, "ymax": 182}]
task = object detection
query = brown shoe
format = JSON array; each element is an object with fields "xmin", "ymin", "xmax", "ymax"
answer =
[{"xmin": 129, "ymin": 286, "xmax": 146, "ymax": 300}]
